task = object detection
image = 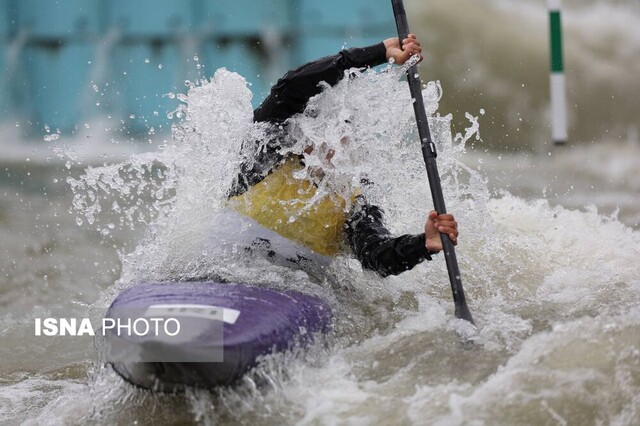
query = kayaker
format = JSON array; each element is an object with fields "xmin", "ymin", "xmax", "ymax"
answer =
[{"xmin": 226, "ymin": 34, "xmax": 459, "ymax": 277}]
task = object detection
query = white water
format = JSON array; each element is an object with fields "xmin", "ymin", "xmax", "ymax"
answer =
[{"xmin": 2, "ymin": 57, "xmax": 637, "ymax": 425}]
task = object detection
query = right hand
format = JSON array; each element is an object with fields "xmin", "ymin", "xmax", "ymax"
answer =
[
  {"xmin": 424, "ymin": 210, "xmax": 459, "ymax": 252},
  {"xmin": 383, "ymin": 34, "xmax": 424, "ymax": 65}
]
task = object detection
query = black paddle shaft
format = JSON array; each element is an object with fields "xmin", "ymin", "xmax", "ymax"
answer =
[{"xmin": 391, "ymin": 0, "xmax": 474, "ymax": 324}]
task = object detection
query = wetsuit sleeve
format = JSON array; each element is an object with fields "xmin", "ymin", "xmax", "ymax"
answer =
[
  {"xmin": 346, "ymin": 197, "xmax": 437, "ymax": 277},
  {"xmin": 230, "ymin": 42, "xmax": 388, "ymax": 197},
  {"xmin": 254, "ymin": 42, "xmax": 388, "ymax": 123}
]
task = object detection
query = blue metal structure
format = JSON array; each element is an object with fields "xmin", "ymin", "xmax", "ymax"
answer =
[
  {"xmin": 0, "ymin": 0, "xmax": 395, "ymax": 137},
  {"xmin": 0, "ymin": 0, "xmax": 10, "ymax": 118}
]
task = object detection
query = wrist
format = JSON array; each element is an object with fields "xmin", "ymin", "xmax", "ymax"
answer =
[
  {"xmin": 418, "ymin": 233, "xmax": 438, "ymax": 260},
  {"xmin": 425, "ymin": 236, "xmax": 442, "ymax": 254},
  {"xmin": 383, "ymin": 38, "xmax": 397, "ymax": 60}
]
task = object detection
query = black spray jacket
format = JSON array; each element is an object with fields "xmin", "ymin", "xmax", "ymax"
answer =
[{"xmin": 229, "ymin": 43, "xmax": 436, "ymax": 276}]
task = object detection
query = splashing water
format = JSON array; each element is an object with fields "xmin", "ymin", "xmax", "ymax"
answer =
[{"xmin": 53, "ymin": 58, "xmax": 640, "ymax": 425}]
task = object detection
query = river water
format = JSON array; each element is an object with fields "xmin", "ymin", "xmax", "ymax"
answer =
[{"xmin": 2, "ymin": 1, "xmax": 640, "ymax": 425}]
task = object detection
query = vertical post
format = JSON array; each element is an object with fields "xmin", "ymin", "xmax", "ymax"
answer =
[{"xmin": 548, "ymin": 0, "xmax": 568, "ymax": 145}]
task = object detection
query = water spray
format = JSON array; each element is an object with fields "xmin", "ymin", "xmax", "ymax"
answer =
[{"xmin": 391, "ymin": 0, "xmax": 474, "ymax": 325}]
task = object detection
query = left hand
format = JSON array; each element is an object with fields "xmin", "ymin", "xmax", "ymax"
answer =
[{"xmin": 425, "ymin": 210, "xmax": 458, "ymax": 252}]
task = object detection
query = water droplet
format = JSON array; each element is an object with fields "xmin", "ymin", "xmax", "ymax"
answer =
[
  {"xmin": 158, "ymin": 64, "xmax": 163, "ymax": 69},
  {"xmin": 144, "ymin": 58, "xmax": 150, "ymax": 64}
]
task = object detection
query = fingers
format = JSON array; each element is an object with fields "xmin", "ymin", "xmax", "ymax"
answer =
[
  {"xmin": 431, "ymin": 212, "xmax": 459, "ymax": 245},
  {"xmin": 318, "ymin": 142, "xmax": 335, "ymax": 164},
  {"xmin": 402, "ymin": 41, "xmax": 422, "ymax": 54},
  {"xmin": 403, "ymin": 34, "xmax": 421, "ymax": 47},
  {"xmin": 401, "ymin": 35, "xmax": 423, "ymax": 62},
  {"xmin": 326, "ymin": 148, "xmax": 335, "ymax": 162}
]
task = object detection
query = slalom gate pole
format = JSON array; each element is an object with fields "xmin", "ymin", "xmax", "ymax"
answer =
[{"xmin": 549, "ymin": 0, "xmax": 568, "ymax": 145}]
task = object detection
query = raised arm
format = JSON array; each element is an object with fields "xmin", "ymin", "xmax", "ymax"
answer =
[
  {"xmin": 253, "ymin": 43, "xmax": 387, "ymax": 123},
  {"xmin": 231, "ymin": 35, "xmax": 423, "ymax": 197},
  {"xmin": 254, "ymin": 35, "xmax": 423, "ymax": 123}
]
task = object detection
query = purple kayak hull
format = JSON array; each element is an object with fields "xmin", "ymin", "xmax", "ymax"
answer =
[{"xmin": 106, "ymin": 282, "xmax": 332, "ymax": 391}]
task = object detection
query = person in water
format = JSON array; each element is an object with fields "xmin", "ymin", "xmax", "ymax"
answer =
[{"xmin": 226, "ymin": 35, "xmax": 459, "ymax": 277}]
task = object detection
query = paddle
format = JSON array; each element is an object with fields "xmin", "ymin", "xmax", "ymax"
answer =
[{"xmin": 390, "ymin": 0, "xmax": 475, "ymax": 325}]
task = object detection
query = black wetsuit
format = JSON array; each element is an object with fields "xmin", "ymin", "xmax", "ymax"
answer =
[{"xmin": 230, "ymin": 42, "xmax": 436, "ymax": 277}]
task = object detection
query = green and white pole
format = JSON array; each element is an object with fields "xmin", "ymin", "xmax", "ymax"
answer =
[{"xmin": 549, "ymin": 0, "xmax": 568, "ymax": 145}]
